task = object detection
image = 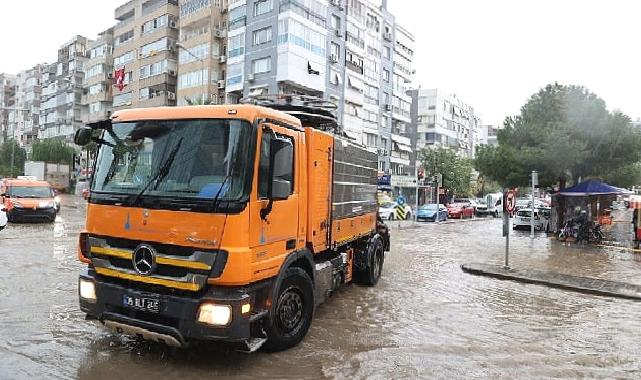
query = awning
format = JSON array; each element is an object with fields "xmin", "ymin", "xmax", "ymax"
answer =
[
  {"xmin": 558, "ymin": 180, "xmax": 628, "ymax": 196},
  {"xmin": 344, "ymin": 129, "xmax": 359, "ymax": 140},
  {"xmin": 393, "ymin": 142, "xmax": 412, "ymax": 152}
]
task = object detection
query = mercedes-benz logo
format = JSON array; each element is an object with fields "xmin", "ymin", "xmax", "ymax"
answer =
[{"xmin": 132, "ymin": 244, "xmax": 156, "ymax": 276}]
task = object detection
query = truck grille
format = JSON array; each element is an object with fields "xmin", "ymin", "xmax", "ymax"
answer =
[{"xmin": 87, "ymin": 236, "xmax": 223, "ymax": 292}]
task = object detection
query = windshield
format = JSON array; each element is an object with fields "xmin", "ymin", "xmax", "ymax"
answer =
[
  {"xmin": 420, "ymin": 204, "xmax": 438, "ymax": 211},
  {"xmin": 92, "ymin": 119, "xmax": 253, "ymax": 201},
  {"xmin": 8, "ymin": 186, "xmax": 53, "ymax": 198},
  {"xmin": 380, "ymin": 202, "xmax": 395, "ymax": 208}
]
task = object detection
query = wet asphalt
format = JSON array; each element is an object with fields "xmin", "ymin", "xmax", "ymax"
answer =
[{"xmin": 1, "ymin": 196, "xmax": 641, "ymax": 379}]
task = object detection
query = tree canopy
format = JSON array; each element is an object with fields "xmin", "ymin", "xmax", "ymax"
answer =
[
  {"xmin": 474, "ymin": 83, "xmax": 641, "ymax": 188},
  {"xmin": 420, "ymin": 147, "xmax": 474, "ymax": 196},
  {"xmin": 0, "ymin": 139, "xmax": 27, "ymax": 177},
  {"xmin": 31, "ymin": 138, "xmax": 75, "ymax": 164}
]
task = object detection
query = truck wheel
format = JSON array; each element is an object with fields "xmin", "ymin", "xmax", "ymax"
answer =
[
  {"xmin": 405, "ymin": 212, "xmax": 411, "ymax": 221},
  {"xmin": 389, "ymin": 213, "xmax": 394, "ymax": 221},
  {"xmin": 263, "ymin": 267, "xmax": 314, "ymax": 352},
  {"xmin": 356, "ymin": 237, "xmax": 384, "ymax": 286}
]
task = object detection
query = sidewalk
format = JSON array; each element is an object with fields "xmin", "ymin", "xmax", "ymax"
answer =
[{"xmin": 461, "ymin": 263, "xmax": 641, "ymax": 301}]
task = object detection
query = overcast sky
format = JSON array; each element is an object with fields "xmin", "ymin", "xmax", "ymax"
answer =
[{"xmin": 1, "ymin": 0, "xmax": 639, "ymax": 125}]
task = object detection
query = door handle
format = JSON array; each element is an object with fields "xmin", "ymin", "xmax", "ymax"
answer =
[{"xmin": 286, "ymin": 239, "xmax": 296, "ymax": 250}]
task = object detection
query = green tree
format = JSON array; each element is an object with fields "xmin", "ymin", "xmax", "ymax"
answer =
[
  {"xmin": 31, "ymin": 138, "xmax": 76, "ymax": 164},
  {"xmin": 420, "ymin": 147, "xmax": 474, "ymax": 196},
  {"xmin": 474, "ymin": 83, "xmax": 641, "ymax": 188},
  {"xmin": 0, "ymin": 139, "xmax": 27, "ymax": 176}
]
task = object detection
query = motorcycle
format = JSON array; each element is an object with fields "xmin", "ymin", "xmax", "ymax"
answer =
[{"xmin": 557, "ymin": 219, "xmax": 579, "ymax": 242}]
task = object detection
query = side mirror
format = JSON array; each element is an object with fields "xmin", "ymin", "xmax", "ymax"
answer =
[
  {"xmin": 74, "ymin": 127, "xmax": 93, "ymax": 146},
  {"xmin": 260, "ymin": 132, "xmax": 293, "ymax": 219}
]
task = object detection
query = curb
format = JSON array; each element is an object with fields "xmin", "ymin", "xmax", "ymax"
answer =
[{"xmin": 461, "ymin": 263, "xmax": 641, "ymax": 301}]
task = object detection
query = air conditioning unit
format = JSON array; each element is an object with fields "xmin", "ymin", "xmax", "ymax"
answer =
[
  {"xmin": 335, "ymin": 29, "xmax": 343, "ymax": 37},
  {"xmin": 221, "ymin": 6, "xmax": 228, "ymax": 14},
  {"xmin": 168, "ymin": 69, "xmax": 176, "ymax": 76},
  {"xmin": 214, "ymin": 29, "xmax": 226, "ymax": 38},
  {"xmin": 383, "ymin": 32, "xmax": 392, "ymax": 41},
  {"xmin": 219, "ymin": 55, "xmax": 226, "ymax": 63},
  {"xmin": 107, "ymin": 73, "xmax": 114, "ymax": 79},
  {"xmin": 167, "ymin": 92, "xmax": 176, "ymax": 100},
  {"xmin": 217, "ymin": 80, "xmax": 225, "ymax": 89},
  {"xmin": 385, "ymin": 104, "xmax": 392, "ymax": 111},
  {"xmin": 169, "ymin": 20, "xmax": 178, "ymax": 29},
  {"xmin": 246, "ymin": 73, "xmax": 255, "ymax": 82},
  {"xmin": 329, "ymin": 54, "xmax": 338, "ymax": 63}
]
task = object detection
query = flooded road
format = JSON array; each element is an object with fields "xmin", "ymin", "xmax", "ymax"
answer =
[{"xmin": 2, "ymin": 198, "xmax": 641, "ymax": 379}]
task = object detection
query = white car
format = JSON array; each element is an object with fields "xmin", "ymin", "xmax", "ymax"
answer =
[
  {"xmin": 513, "ymin": 208, "xmax": 546, "ymax": 231},
  {"xmin": 0, "ymin": 204, "xmax": 7, "ymax": 231},
  {"xmin": 379, "ymin": 201, "xmax": 412, "ymax": 220}
]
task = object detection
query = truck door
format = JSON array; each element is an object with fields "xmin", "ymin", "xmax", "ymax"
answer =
[{"xmin": 249, "ymin": 123, "xmax": 300, "ymax": 277}]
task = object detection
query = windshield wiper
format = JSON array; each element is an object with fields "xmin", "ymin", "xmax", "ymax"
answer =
[{"xmin": 131, "ymin": 137, "xmax": 184, "ymax": 206}]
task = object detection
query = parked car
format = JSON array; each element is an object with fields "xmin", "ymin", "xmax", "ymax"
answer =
[
  {"xmin": 0, "ymin": 204, "xmax": 7, "ymax": 231},
  {"xmin": 378, "ymin": 201, "xmax": 412, "ymax": 220},
  {"xmin": 485, "ymin": 192, "xmax": 503, "ymax": 217},
  {"xmin": 515, "ymin": 198, "xmax": 530, "ymax": 211},
  {"xmin": 417, "ymin": 204, "xmax": 448, "ymax": 222},
  {"xmin": 475, "ymin": 201, "xmax": 490, "ymax": 216},
  {"xmin": 513, "ymin": 208, "xmax": 546, "ymax": 231},
  {"xmin": 447, "ymin": 202, "xmax": 475, "ymax": 219}
]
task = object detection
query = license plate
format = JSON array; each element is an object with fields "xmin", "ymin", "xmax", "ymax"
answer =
[
  {"xmin": 123, "ymin": 294, "xmax": 161, "ymax": 313},
  {"xmin": 521, "ymin": 218, "xmax": 530, "ymax": 222}
]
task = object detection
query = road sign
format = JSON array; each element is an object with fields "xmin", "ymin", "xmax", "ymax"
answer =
[
  {"xmin": 395, "ymin": 204, "xmax": 407, "ymax": 220},
  {"xmin": 505, "ymin": 190, "xmax": 516, "ymax": 213},
  {"xmin": 396, "ymin": 195, "xmax": 406, "ymax": 206}
]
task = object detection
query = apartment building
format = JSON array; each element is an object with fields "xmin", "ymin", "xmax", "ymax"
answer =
[
  {"xmin": 6, "ymin": 64, "xmax": 47, "ymax": 146},
  {"xmin": 478, "ymin": 124, "xmax": 500, "ymax": 147},
  {"xmin": 409, "ymin": 88, "xmax": 482, "ymax": 159},
  {"xmin": 39, "ymin": 35, "xmax": 90, "ymax": 140},
  {"xmin": 0, "ymin": 74, "xmax": 16, "ymax": 143},
  {"xmin": 112, "ymin": 0, "xmax": 180, "ymax": 111},
  {"xmin": 82, "ymin": 28, "xmax": 115, "ymax": 123},
  {"xmin": 177, "ymin": 0, "xmax": 228, "ymax": 105},
  {"xmin": 222, "ymin": 0, "xmax": 413, "ymax": 174}
]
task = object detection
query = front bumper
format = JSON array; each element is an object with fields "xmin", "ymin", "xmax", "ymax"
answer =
[
  {"xmin": 417, "ymin": 214, "xmax": 436, "ymax": 222},
  {"xmin": 79, "ymin": 269, "xmax": 262, "ymax": 346},
  {"xmin": 8, "ymin": 207, "xmax": 56, "ymax": 222}
]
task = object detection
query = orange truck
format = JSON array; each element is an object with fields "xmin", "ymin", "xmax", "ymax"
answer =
[{"xmin": 75, "ymin": 96, "xmax": 390, "ymax": 352}]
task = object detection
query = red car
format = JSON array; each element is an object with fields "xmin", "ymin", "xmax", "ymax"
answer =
[{"xmin": 447, "ymin": 203, "xmax": 475, "ymax": 219}]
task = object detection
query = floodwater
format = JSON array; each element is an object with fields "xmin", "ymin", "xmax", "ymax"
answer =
[{"xmin": 2, "ymin": 197, "xmax": 641, "ymax": 379}]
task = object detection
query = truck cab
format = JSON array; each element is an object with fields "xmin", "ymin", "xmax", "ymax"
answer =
[{"xmin": 76, "ymin": 100, "xmax": 389, "ymax": 352}]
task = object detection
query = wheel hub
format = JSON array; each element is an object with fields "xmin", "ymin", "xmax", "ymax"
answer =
[{"xmin": 277, "ymin": 287, "xmax": 303, "ymax": 332}]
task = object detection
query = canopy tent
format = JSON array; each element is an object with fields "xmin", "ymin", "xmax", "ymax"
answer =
[{"xmin": 557, "ymin": 180, "xmax": 628, "ymax": 196}]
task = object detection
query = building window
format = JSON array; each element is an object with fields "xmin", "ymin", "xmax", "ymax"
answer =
[
  {"xmin": 114, "ymin": 51, "xmax": 134, "ymax": 67},
  {"xmin": 180, "ymin": 0, "xmax": 211, "ymax": 17},
  {"xmin": 228, "ymin": 33, "xmax": 245, "ymax": 57},
  {"xmin": 229, "ymin": 5, "xmax": 246, "ymax": 29},
  {"xmin": 177, "ymin": 69, "xmax": 209, "ymax": 89},
  {"xmin": 330, "ymin": 42, "xmax": 340, "ymax": 60},
  {"xmin": 252, "ymin": 57, "xmax": 271, "ymax": 74},
  {"xmin": 142, "ymin": 14, "xmax": 169, "ymax": 35},
  {"xmin": 178, "ymin": 43, "xmax": 209, "ymax": 63},
  {"xmin": 140, "ymin": 37, "xmax": 170, "ymax": 57},
  {"xmin": 115, "ymin": 30, "xmax": 134, "ymax": 46},
  {"xmin": 86, "ymin": 64, "xmax": 104, "ymax": 78},
  {"xmin": 383, "ymin": 68, "xmax": 390, "ymax": 82},
  {"xmin": 279, "ymin": 0, "xmax": 327, "ymax": 27},
  {"xmin": 140, "ymin": 60, "xmax": 175, "ymax": 79},
  {"xmin": 383, "ymin": 46, "xmax": 390, "ymax": 59},
  {"xmin": 226, "ymin": 62, "xmax": 243, "ymax": 86},
  {"xmin": 113, "ymin": 92, "xmax": 133, "ymax": 107},
  {"xmin": 252, "ymin": 27, "xmax": 272, "ymax": 46},
  {"xmin": 331, "ymin": 14, "xmax": 340, "ymax": 30},
  {"xmin": 254, "ymin": 0, "xmax": 272, "ymax": 16},
  {"xmin": 277, "ymin": 18, "xmax": 326, "ymax": 56}
]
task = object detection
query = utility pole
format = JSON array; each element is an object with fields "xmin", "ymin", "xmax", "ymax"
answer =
[{"xmin": 530, "ymin": 170, "xmax": 538, "ymax": 238}]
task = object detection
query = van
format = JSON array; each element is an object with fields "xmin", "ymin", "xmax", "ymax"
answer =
[{"xmin": 2, "ymin": 178, "xmax": 58, "ymax": 222}]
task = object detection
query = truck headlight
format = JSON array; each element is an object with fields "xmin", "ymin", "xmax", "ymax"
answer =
[
  {"xmin": 79, "ymin": 279, "xmax": 97, "ymax": 302},
  {"xmin": 197, "ymin": 303, "xmax": 231, "ymax": 326}
]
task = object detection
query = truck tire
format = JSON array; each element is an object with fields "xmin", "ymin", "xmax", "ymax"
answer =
[
  {"xmin": 263, "ymin": 267, "xmax": 314, "ymax": 352},
  {"xmin": 355, "ymin": 236, "xmax": 384, "ymax": 286}
]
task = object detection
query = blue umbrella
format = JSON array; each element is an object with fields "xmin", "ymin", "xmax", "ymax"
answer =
[{"xmin": 558, "ymin": 180, "xmax": 627, "ymax": 196}]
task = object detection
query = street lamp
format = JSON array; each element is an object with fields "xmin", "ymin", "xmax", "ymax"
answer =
[{"xmin": 176, "ymin": 42, "xmax": 208, "ymax": 103}]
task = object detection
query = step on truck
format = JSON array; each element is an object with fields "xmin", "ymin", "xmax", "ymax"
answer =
[{"xmin": 75, "ymin": 96, "xmax": 390, "ymax": 352}]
